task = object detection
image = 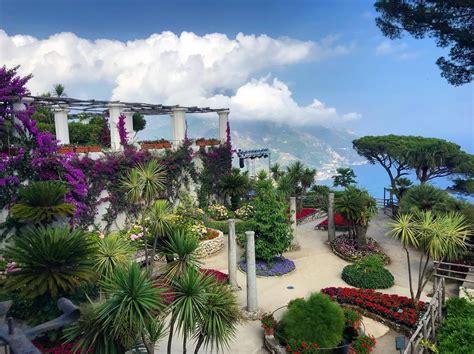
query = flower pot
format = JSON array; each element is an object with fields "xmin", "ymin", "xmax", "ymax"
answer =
[
  {"xmin": 140, "ymin": 142, "xmax": 171, "ymax": 150},
  {"xmin": 88, "ymin": 145, "xmax": 102, "ymax": 152},
  {"xmin": 196, "ymin": 139, "xmax": 220, "ymax": 147},
  {"xmin": 58, "ymin": 146, "xmax": 74, "ymax": 154},
  {"xmin": 75, "ymin": 146, "xmax": 89, "ymax": 153}
]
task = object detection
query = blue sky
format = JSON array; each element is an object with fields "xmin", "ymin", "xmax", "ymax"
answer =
[{"xmin": 1, "ymin": 0, "xmax": 472, "ymax": 152}]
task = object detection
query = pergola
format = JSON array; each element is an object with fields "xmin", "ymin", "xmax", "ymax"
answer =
[{"xmin": 13, "ymin": 96, "xmax": 230, "ymax": 150}]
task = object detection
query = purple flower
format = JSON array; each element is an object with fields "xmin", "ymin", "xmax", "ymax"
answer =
[{"xmin": 239, "ymin": 256, "xmax": 295, "ymax": 277}]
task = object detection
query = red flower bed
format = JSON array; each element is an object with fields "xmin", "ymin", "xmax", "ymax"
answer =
[
  {"xmin": 296, "ymin": 208, "xmax": 317, "ymax": 220},
  {"xmin": 321, "ymin": 287, "xmax": 426, "ymax": 328},
  {"xmin": 200, "ymin": 268, "xmax": 229, "ymax": 283},
  {"xmin": 318, "ymin": 213, "xmax": 349, "ymax": 227},
  {"xmin": 154, "ymin": 282, "xmax": 175, "ymax": 304},
  {"xmin": 33, "ymin": 340, "xmax": 92, "ymax": 353}
]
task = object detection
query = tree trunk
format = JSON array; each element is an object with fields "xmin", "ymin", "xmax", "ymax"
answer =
[
  {"xmin": 405, "ymin": 248, "xmax": 416, "ymax": 309},
  {"xmin": 167, "ymin": 317, "xmax": 175, "ymax": 354},
  {"xmin": 354, "ymin": 224, "xmax": 368, "ymax": 250},
  {"xmin": 194, "ymin": 335, "xmax": 205, "ymax": 354},
  {"xmin": 183, "ymin": 331, "xmax": 187, "ymax": 354}
]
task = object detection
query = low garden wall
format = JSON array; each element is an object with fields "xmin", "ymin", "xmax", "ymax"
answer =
[{"xmin": 196, "ymin": 229, "xmax": 224, "ymax": 258}]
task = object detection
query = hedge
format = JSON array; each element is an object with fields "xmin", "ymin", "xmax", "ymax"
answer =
[{"xmin": 341, "ymin": 255, "xmax": 394, "ymax": 289}]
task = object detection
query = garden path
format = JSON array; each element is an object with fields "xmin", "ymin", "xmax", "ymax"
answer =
[{"xmin": 165, "ymin": 211, "xmax": 432, "ymax": 353}]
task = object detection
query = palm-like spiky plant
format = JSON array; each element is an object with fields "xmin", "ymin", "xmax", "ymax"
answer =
[
  {"xmin": 94, "ymin": 233, "xmax": 134, "ymax": 280},
  {"xmin": 388, "ymin": 211, "xmax": 470, "ymax": 307},
  {"xmin": 4, "ymin": 226, "xmax": 97, "ymax": 298},
  {"xmin": 270, "ymin": 163, "xmax": 284, "ymax": 181},
  {"xmin": 219, "ymin": 168, "xmax": 251, "ymax": 210},
  {"xmin": 161, "ymin": 230, "xmax": 201, "ymax": 281},
  {"xmin": 147, "ymin": 199, "xmax": 174, "ymax": 264},
  {"xmin": 97, "ymin": 263, "xmax": 166, "ymax": 350},
  {"xmin": 167, "ymin": 268, "xmax": 215, "ymax": 354},
  {"xmin": 193, "ymin": 283, "xmax": 240, "ymax": 353},
  {"xmin": 53, "ymin": 83, "xmax": 66, "ymax": 97},
  {"xmin": 9, "ymin": 181, "xmax": 75, "ymax": 224},
  {"xmin": 121, "ymin": 160, "xmax": 166, "ymax": 266}
]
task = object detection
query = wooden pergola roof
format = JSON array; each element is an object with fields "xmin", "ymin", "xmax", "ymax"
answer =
[{"xmin": 27, "ymin": 96, "xmax": 228, "ymax": 115}]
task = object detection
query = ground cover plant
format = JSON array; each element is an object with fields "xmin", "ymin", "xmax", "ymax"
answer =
[
  {"xmin": 332, "ymin": 233, "xmax": 388, "ymax": 262},
  {"xmin": 238, "ymin": 256, "xmax": 295, "ymax": 277},
  {"xmin": 341, "ymin": 254, "xmax": 394, "ymax": 289},
  {"xmin": 322, "ymin": 287, "xmax": 426, "ymax": 328}
]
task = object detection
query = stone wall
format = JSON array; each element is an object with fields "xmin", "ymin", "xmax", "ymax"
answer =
[{"xmin": 196, "ymin": 229, "xmax": 224, "ymax": 258}]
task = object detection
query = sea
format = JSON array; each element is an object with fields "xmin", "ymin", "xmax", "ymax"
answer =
[{"xmin": 318, "ymin": 162, "xmax": 474, "ymax": 204}]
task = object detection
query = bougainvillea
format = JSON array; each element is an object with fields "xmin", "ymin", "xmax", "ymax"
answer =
[{"xmin": 117, "ymin": 113, "xmax": 128, "ymax": 147}]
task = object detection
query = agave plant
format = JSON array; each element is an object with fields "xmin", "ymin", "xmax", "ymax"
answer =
[
  {"xmin": 4, "ymin": 225, "xmax": 97, "ymax": 298},
  {"xmin": 94, "ymin": 233, "xmax": 134, "ymax": 280},
  {"xmin": 9, "ymin": 181, "xmax": 75, "ymax": 224}
]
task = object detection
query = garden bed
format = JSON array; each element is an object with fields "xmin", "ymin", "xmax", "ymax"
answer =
[
  {"xmin": 321, "ymin": 287, "xmax": 426, "ymax": 330},
  {"xmin": 196, "ymin": 228, "xmax": 224, "ymax": 258},
  {"xmin": 331, "ymin": 234, "xmax": 390, "ymax": 264},
  {"xmin": 315, "ymin": 213, "xmax": 349, "ymax": 230},
  {"xmin": 238, "ymin": 256, "xmax": 295, "ymax": 277}
]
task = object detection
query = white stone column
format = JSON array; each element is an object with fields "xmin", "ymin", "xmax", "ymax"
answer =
[
  {"xmin": 12, "ymin": 97, "xmax": 34, "ymax": 138},
  {"xmin": 123, "ymin": 111, "xmax": 135, "ymax": 143},
  {"xmin": 245, "ymin": 231, "xmax": 258, "ymax": 313},
  {"xmin": 290, "ymin": 197, "xmax": 299, "ymax": 249},
  {"xmin": 228, "ymin": 219, "xmax": 238, "ymax": 290},
  {"xmin": 328, "ymin": 192, "xmax": 336, "ymax": 242},
  {"xmin": 217, "ymin": 110, "xmax": 229, "ymax": 142},
  {"xmin": 53, "ymin": 107, "xmax": 70, "ymax": 145},
  {"xmin": 170, "ymin": 107, "xmax": 186, "ymax": 147},
  {"xmin": 108, "ymin": 103, "xmax": 125, "ymax": 151}
]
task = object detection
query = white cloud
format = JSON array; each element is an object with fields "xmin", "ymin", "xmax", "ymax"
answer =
[
  {"xmin": 375, "ymin": 40, "xmax": 418, "ymax": 60},
  {"xmin": 0, "ymin": 29, "xmax": 359, "ymax": 126}
]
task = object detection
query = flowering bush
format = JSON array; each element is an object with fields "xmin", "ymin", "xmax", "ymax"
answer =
[
  {"xmin": 351, "ymin": 334, "xmax": 376, "ymax": 354},
  {"xmin": 286, "ymin": 340, "xmax": 320, "ymax": 354},
  {"xmin": 318, "ymin": 213, "xmax": 349, "ymax": 228},
  {"xmin": 332, "ymin": 234, "xmax": 388, "ymax": 262},
  {"xmin": 234, "ymin": 204, "xmax": 254, "ymax": 220},
  {"xmin": 208, "ymin": 203, "xmax": 229, "ymax": 220},
  {"xmin": 189, "ymin": 222, "xmax": 208, "ymax": 240},
  {"xmin": 261, "ymin": 313, "xmax": 277, "ymax": 332},
  {"xmin": 344, "ymin": 308, "xmax": 362, "ymax": 330},
  {"xmin": 239, "ymin": 256, "xmax": 295, "ymax": 277},
  {"xmin": 199, "ymin": 268, "xmax": 229, "ymax": 282},
  {"xmin": 321, "ymin": 287, "xmax": 426, "ymax": 328}
]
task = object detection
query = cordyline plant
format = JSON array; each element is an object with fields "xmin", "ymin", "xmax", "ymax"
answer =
[{"xmin": 387, "ymin": 211, "xmax": 471, "ymax": 308}]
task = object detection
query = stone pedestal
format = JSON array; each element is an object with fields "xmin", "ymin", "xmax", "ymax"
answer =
[
  {"xmin": 123, "ymin": 111, "xmax": 136, "ymax": 143},
  {"xmin": 227, "ymin": 219, "xmax": 239, "ymax": 290},
  {"xmin": 171, "ymin": 107, "xmax": 186, "ymax": 147},
  {"xmin": 217, "ymin": 110, "xmax": 229, "ymax": 142},
  {"xmin": 108, "ymin": 103, "xmax": 125, "ymax": 151},
  {"xmin": 290, "ymin": 197, "xmax": 299, "ymax": 250},
  {"xmin": 328, "ymin": 192, "xmax": 336, "ymax": 242},
  {"xmin": 53, "ymin": 107, "xmax": 70, "ymax": 145}
]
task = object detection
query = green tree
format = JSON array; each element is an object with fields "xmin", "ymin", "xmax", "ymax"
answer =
[
  {"xmin": 9, "ymin": 181, "xmax": 75, "ymax": 225},
  {"xmin": 4, "ymin": 226, "xmax": 97, "ymax": 298},
  {"xmin": 146, "ymin": 199, "xmax": 174, "ymax": 264},
  {"xmin": 133, "ymin": 112, "xmax": 147, "ymax": 131},
  {"xmin": 334, "ymin": 187, "xmax": 377, "ymax": 250},
  {"xmin": 218, "ymin": 168, "xmax": 251, "ymax": 210},
  {"xmin": 121, "ymin": 160, "xmax": 166, "ymax": 267},
  {"xmin": 270, "ymin": 163, "xmax": 284, "ymax": 181},
  {"xmin": 375, "ymin": 0, "xmax": 474, "ymax": 86},
  {"xmin": 333, "ymin": 167, "xmax": 357, "ymax": 189},
  {"xmin": 252, "ymin": 177, "xmax": 292, "ymax": 262},
  {"xmin": 52, "ymin": 83, "xmax": 66, "ymax": 97},
  {"xmin": 399, "ymin": 184, "xmax": 458, "ymax": 214},
  {"xmin": 388, "ymin": 211, "xmax": 470, "ymax": 307},
  {"xmin": 278, "ymin": 161, "xmax": 316, "ymax": 212}
]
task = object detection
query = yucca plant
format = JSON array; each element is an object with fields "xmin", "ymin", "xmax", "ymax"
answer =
[
  {"xmin": 4, "ymin": 225, "xmax": 97, "ymax": 298},
  {"xmin": 167, "ymin": 268, "xmax": 215, "ymax": 354},
  {"xmin": 121, "ymin": 160, "xmax": 166, "ymax": 266},
  {"xmin": 9, "ymin": 181, "xmax": 75, "ymax": 224},
  {"xmin": 388, "ymin": 211, "xmax": 470, "ymax": 307},
  {"xmin": 161, "ymin": 230, "xmax": 201, "ymax": 282},
  {"xmin": 97, "ymin": 263, "xmax": 166, "ymax": 350},
  {"xmin": 94, "ymin": 233, "xmax": 134, "ymax": 280},
  {"xmin": 147, "ymin": 199, "xmax": 174, "ymax": 265},
  {"xmin": 193, "ymin": 283, "xmax": 240, "ymax": 353}
]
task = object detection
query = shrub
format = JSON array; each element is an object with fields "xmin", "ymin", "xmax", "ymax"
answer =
[
  {"xmin": 234, "ymin": 204, "xmax": 254, "ymax": 220},
  {"xmin": 69, "ymin": 122, "xmax": 102, "ymax": 145},
  {"xmin": 341, "ymin": 255, "xmax": 394, "ymax": 289},
  {"xmin": 208, "ymin": 203, "xmax": 229, "ymax": 220},
  {"xmin": 251, "ymin": 179, "xmax": 292, "ymax": 262},
  {"xmin": 399, "ymin": 184, "xmax": 458, "ymax": 214},
  {"xmin": 351, "ymin": 334, "xmax": 376, "ymax": 354},
  {"xmin": 132, "ymin": 112, "xmax": 146, "ymax": 131},
  {"xmin": 343, "ymin": 308, "xmax": 362, "ymax": 329},
  {"xmin": 278, "ymin": 292, "xmax": 345, "ymax": 349},
  {"xmin": 437, "ymin": 297, "xmax": 474, "ymax": 354}
]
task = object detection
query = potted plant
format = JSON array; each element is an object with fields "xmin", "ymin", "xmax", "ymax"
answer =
[
  {"xmin": 260, "ymin": 313, "xmax": 277, "ymax": 336},
  {"xmin": 344, "ymin": 308, "xmax": 362, "ymax": 330},
  {"xmin": 350, "ymin": 335, "xmax": 376, "ymax": 354},
  {"xmin": 140, "ymin": 139, "xmax": 172, "ymax": 150},
  {"xmin": 195, "ymin": 137, "xmax": 221, "ymax": 147}
]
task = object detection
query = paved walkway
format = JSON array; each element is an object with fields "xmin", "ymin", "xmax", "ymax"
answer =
[{"xmin": 165, "ymin": 211, "xmax": 432, "ymax": 353}]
